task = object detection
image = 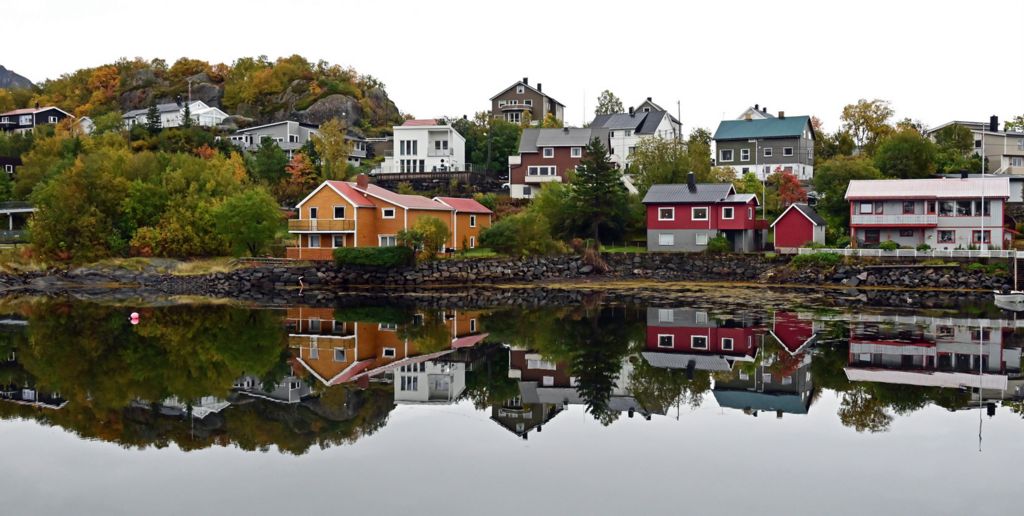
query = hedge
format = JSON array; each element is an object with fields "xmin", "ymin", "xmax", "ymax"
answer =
[
  {"xmin": 790, "ymin": 252, "xmax": 842, "ymax": 268},
  {"xmin": 333, "ymin": 246, "xmax": 414, "ymax": 267}
]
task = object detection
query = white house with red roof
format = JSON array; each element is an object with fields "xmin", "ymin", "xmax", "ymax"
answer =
[
  {"xmin": 377, "ymin": 119, "xmax": 467, "ymax": 173},
  {"xmin": 845, "ymin": 176, "xmax": 1010, "ymax": 250}
]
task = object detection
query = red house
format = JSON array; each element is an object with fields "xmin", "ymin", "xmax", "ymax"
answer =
[
  {"xmin": 508, "ymin": 127, "xmax": 591, "ymax": 199},
  {"xmin": 643, "ymin": 307, "xmax": 766, "ymax": 372},
  {"xmin": 643, "ymin": 172, "xmax": 767, "ymax": 252},
  {"xmin": 771, "ymin": 203, "xmax": 826, "ymax": 250}
]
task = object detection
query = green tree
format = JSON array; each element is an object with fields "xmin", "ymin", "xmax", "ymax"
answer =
[
  {"xmin": 630, "ymin": 137, "xmax": 690, "ymax": 196},
  {"xmin": 873, "ymin": 129, "xmax": 937, "ymax": 179},
  {"xmin": 312, "ymin": 118, "xmax": 353, "ymax": 180},
  {"xmin": 479, "ymin": 211, "xmax": 563, "ymax": 256},
  {"xmin": 145, "ymin": 102, "xmax": 161, "ymax": 133},
  {"xmin": 571, "ymin": 138, "xmax": 630, "ymax": 244},
  {"xmin": 594, "ymin": 90, "xmax": 624, "ymax": 115},
  {"xmin": 397, "ymin": 216, "xmax": 450, "ymax": 260},
  {"xmin": 686, "ymin": 128, "xmax": 712, "ymax": 176},
  {"xmin": 214, "ymin": 188, "xmax": 282, "ymax": 256},
  {"xmin": 540, "ymin": 112, "xmax": 563, "ymax": 128},
  {"xmin": 249, "ymin": 138, "xmax": 289, "ymax": 183},
  {"xmin": 452, "ymin": 115, "xmax": 522, "ymax": 174},
  {"xmin": 182, "ymin": 102, "xmax": 193, "ymax": 129},
  {"xmin": 733, "ymin": 171, "xmax": 762, "ymax": 195},
  {"xmin": 840, "ymin": 99, "xmax": 894, "ymax": 154},
  {"xmin": 933, "ymin": 123, "xmax": 982, "ymax": 174},
  {"xmin": 1004, "ymin": 114, "xmax": 1024, "ymax": 132},
  {"xmin": 812, "ymin": 156, "xmax": 883, "ymax": 233}
]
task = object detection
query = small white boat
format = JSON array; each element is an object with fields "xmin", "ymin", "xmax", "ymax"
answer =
[{"xmin": 994, "ymin": 250, "xmax": 1024, "ymax": 309}]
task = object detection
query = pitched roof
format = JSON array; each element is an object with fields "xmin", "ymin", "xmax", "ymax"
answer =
[
  {"xmin": 326, "ymin": 181, "xmax": 374, "ymax": 207},
  {"xmin": 844, "ymin": 177, "xmax": 1010, "ymax": 200},
  {"xmin": 489, "ymin": 80, "xmax": 565, "ymax": 107},
  {"xmin": 0, "ymin": 106, "xmax": 68, "ymax": 116},
  {"xmin": 355, "ymin": 183, "xmax": 452, "ymax": 211},
  {"xmin": 637, "ymin": 111, "xmax": 669, "ymax": 134},
  {"xmin": 519, "ymin": 127, "xmax": 593, "ymax": 152},
  {"xmin": 433, "ymin": 196, "xmax": 493, "ymax": 214},
  {"xmin": 642, "ymin": 183, "xmax": 737, "ymax": 204},
  {"xmin": 713, "ymin": 116, "xmax": 812, "ymax": 141},
  {"xmin": 771, "ymin": 203, "xmax": 825, "ymax": 227},
  {"xmin": 712, "ymin": 389, "xmax": 810, "ymax": 414},
  {"xmin": 401, "ymin": 118, "xmax": 441, "ymax": 126}
]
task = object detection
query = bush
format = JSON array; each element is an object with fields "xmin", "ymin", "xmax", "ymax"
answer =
[
  {"xmin": 480, "ymin": 211, "xmax": 565, "ymax": 256},
  {"xmin": 790, "ymin": 252, "xmax": 842, "ymax": 268},
  {"xmin": 878, "ymin": 240, "xmax": 900, "ymax": 251},
  {"xmin": 705, "ymin": 235, "xmax": 732, "ymax": 254},
  {"xmin": 916, "ymin": 243, "xmax": 931, "ymax": 251},
  {"xmin": 804, "ymin": 241, "xmax": 827, "ymax": 249},
  {"xmin": 333, "ymin": 246, "xmax": 414, "ymax": 267}
]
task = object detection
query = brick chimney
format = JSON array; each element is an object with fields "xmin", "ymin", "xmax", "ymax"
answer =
[
  {"xmin": 647, "ymin": 96, "xmax": 652, "ymax": 102},
  {"xmin": 990, "ymin": 115, "xmax": 999, "ymax": 132},
  {"xmin": 537, "ymin": 83, "xmax": 542, "ymax": 92},
  {"xmin": 356, "ymin": 174, "xmax": 369, "ymax": 189},
  {"xmin": 629, "ymin": 106, "xmax": 635, "ymax": 117},
  {"xmin": 522, "ymin": 77, "xmax": 528, "ymax": 85},
  {"xmin": 778, "ymin": 111, "xmax": 785, "ymax": 119}
]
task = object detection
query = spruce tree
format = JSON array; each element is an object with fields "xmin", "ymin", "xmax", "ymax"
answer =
[
  {"xmin": 182, "ymin": 102, "xmax": 193, "ymax": 128},
  {"xmin": 571, "ymin": 138, "xmax": 628, "ymax": 245},
  {"xmin": 145, "ymin": 102, "xmax": 161, "ymax": 133}
]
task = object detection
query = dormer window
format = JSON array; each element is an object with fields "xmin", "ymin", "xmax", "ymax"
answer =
[{"xmin": 516, "ymin": 85, "xmax": 525, "ymax": 94}]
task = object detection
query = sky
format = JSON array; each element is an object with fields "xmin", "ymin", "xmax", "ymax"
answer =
[{"xmin": 5, "ymin": 0, "xmax": 1023, "ymax": 134}]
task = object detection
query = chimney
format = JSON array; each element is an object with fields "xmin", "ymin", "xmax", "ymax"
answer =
[
  {"xmin": 778, "ymin": 111, "xmax": 785, "ymax": 119},
  {"xmin": 356, "ymin": 174, "xmax": 369, "ymax": 189},
  {"xmin": 960, "ymin": 169, "xmax": 969, "ymax": 180},
  {"xmin": 687, "ymin": 171, "xmax": 697, "ymax": 193},
  {"xmin": 563, "ymin": 127, "xmax": 569, "ymax": 133},
  {"xmin": 537, "ymin": 83, "xmax": 542, "ymax": 92},
  {"xmin": 34, "ymin": 101, "xmax": 39, "ymax": 110},
  {"xmin": 990, "ymin": 115, "xmax": 998, "ymax": 132},
  {"xmin": 776, "ymin": 411, "xmax": 783, "ymax": 419},
  {"xmin": 754, "ymin": 103, "xmax": 759, "ymax": 111},
  {"xmin": 647, "ymin": 96, "xmax": 652, "ymax": 102},
  {"xmin": 522, "ymin": 77, "xmax": 528, "ymax": 85},
  {"xmin": 762, "ymin": 106, "xmax": 767, "ymax": 114},
  {"xmin": 629, "ymin": 106, "xmax": 635, "ymax": 117}
]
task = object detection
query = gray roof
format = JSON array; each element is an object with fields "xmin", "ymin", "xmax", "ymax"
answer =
[
  {"xmin": 712, "ymin": 389, "xmax": 810, "ymax": 414},
  {"xmin": 520, "ymin": 127, "xmax": 593, "ymax": 152},
  {"xmin": 641, "ymin": 352, "xmax": 735, "ymax": 372},
  {"xmin": 792, "ymin": 203, "xmax": 826, "ymax": 226},
  {"xmin": 642, "ymin": 183, "xmax": 736, "ymax": 204},
  {"xmin": 590, "ymin": 110, "xmax": 669, "ymax": 135},
  {"xmin": 123, "ymin": 102, "xmax": 182, "ymax": 118},
  {"xmin": 637, "ymin": 111, "xmax": 668, "ymax": 134}
]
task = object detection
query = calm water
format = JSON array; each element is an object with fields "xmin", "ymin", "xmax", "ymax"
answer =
[{"xmin": 1, "ymin": 296, "xmax": 1022, "ymax": 515}]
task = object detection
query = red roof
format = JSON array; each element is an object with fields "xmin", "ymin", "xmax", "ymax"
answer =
[
  {"xmin": 401, "ymin": 119, "xmax": 440, "ymax": 126},
  {"xmin": 326, "ymin": 180, "xmax": 374, "ymax": 207},
  {"xmin": 355, "ymin": 183, "xmax": 452, "ymax": 211},
  {"xmin": 451, "ymin": 333, "xmax": 489, "ymax": 349},
  {"xmin": 434, "ymin": 196, "xmax": 493, "ymax": 214}
]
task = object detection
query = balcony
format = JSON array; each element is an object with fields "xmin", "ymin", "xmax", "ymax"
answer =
[
  {"xmin": 427, "ymin": 149, "xmax": 453, "ymax": 157},
  {"xmin": 524, "ymin": 175, "xmax": 562, "ymax": 184},
  {"xmin": 286, "ymin": 247, "xmax": 336, "ymax": 261},
  {"xmin": 500, "ymin": 103, "xmax": 531, "ymax": 112},
  {"xmin": 850, "ymin": 214, "xmax": 938, "ymax": 226},
  {"xmin": 287, "ymin": 219, "xmax": 355, "ymax": 232}
]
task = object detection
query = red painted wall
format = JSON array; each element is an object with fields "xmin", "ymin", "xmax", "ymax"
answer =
[
  {"xmin": 773, "ymin": 210, "xmax": 814, "ymax": 248},
  {"xmin": 645, "ymin": 326, "xmax": 763, "ymax": 357},
  {"xmin": 510, "ymin": 147, "xmax": 582, "ymax": 186},
  {"xmin": 646, "ymin": 200, "xmax": 759, "ymax": 231}
]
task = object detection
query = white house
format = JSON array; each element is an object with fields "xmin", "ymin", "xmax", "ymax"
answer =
[
  {"xmin": 377, "ymin": 119, "xmax": 467, "ymax": 173},
  {"xmin": 122, "ymin": 100, "xmax": 229, "ymax": 129},
  {"xmin": 393, "ymin": 360, "xmax": 467, "ymax": 404},
  {"xmin": 227, "ymin": 120, "xmax": 368, "ymax": 165},
  {"xmin": 589, "ymin": 99, "xmax": 681, "ymax": 170}
]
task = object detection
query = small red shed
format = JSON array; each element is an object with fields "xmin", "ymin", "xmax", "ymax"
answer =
[{"xmin": 771, "ymin": 203, "xmax": 826, "ymax": 249}]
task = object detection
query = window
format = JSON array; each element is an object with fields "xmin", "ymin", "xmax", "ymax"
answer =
[
  {"xmin": 333, "ymin": 206, "xmax": 345, "ymax": 219},
  {"xmin": 528, "ymin": 166, "xmax": 556, "ymax": 176},
  {"xmin": 902, "ymin": 201, "xmax": 915, "ymax": 214},
  {"xmin": 382, "ymin": 348, "xmax": 397, "ymax": 358},
  {"xmin": 719, "ymin": 149, "xmax": 734, "ymax": 162},
  {"xmin": 939, "ymin": 200, "xmax": 955, "ymax": 216},
  {"xmin": 625, "ymin": 130, "xmax": 633, "ymax": 137},
  {"xmin": 696, "ymin": 233, "xmax": 709, "ymax": 246},
  {"xmin": 334, "ymin": 348, "xmax": 346, "ymax": 362},
  {"xmin": 3, "ymin": 165, "xmax": 12, "ymax": 173},
  {"xmin": 379, "ymin": 322, "xmax": 398, "ymax": 331},
  {"xmin": 899, "ymin": 229, "xmax": 915, "ymax": 237},
  {"xmin": 658, "ymin": 233, "xmax": 675, "ymax": 246},
  {"xmin": 863, "ymin": 230, "xmax": 880, "ymax": 244},
  {"xmin": 308, "ymin": 346, "xmax": 318, "ymax": 360},
  {"xmin": 48, "ymin": 116, "xmax": 59, "ymax": 124},
  {"xmin": 740, "ymin": 148, "xmax": 750, "ymax": 161},
  {"xmin": 973, "ymin": 200, "xmax": 991, "ymax": 216},
  {"xmin": 332, "ymin": 235, "xmax": 344, "ymax": 248},
  {"xmin": 506, "ymin": 112, "xmax": 521, "ymax": 123},
  {"xmin": 308, "ymin": 234, "xmax": 321, "ymax": 248},
  {"xmin": 764, "ymin": 147, "xmax": 773, "ymax": 157},
  {"xmin": 692, "ymin": 207, "xmax": 709, "ymax": 221},
  {"xmin": 469, "ymin": 236, "xmax": 476, "ymax": 248},
  {"xmin": 781, "ymin": 376, "xmax": 793, "ymax": 386},
  {"xmin": 938, "ymin": 230, "xmax": 955, "ymax": 243},
  {"xmin": 309, "ymin": 207, "xmax": 318, "ymax": 219},
  {"xmin": 975, "ymin": 139, "xmax": 982, "ymax": 148},
  {"xmin": 657, "ymin": 334, "xmax": 674, "ymax": 348},
  {"xmin": 658, "ymin": 207, "xmax": 675, "ymax": 220},
  {"xmin": 609, "ymin": 131, "xmax": 615, "ymax": 138},
  {"xmin": 571, "ymin": 147, "xmax": 582, "ymax": 158},
  {"xmin": 691, "ymin": 335, "xmax": 709, "ymax": 350},
  {"xmin": 524, "ymin": 99, "xmax": 533, "ymax": 106},
  {"xmin": 628, "ymin": 146, "xmax": 636, "ymax": 156},
  {"xmin": 971, "ymin": 328, "xmax": 991, "ymax": 341},
  {"xmin": 658, "ymin": 309, "xmax": 674, "ymax": 322},
  {"xmin": 783, "ymin": 147, "xmax": 794, "ymax": 156},
  {"xmin": 470, "ymin": 318, "xmax": 477, "ymax": 332},
  {"xmin": 542, "ymin": 376, "xmax": 555, "ymax": 387},
  {"xmin": 516, "ymin": 85, "xmax": 525, "ymax": 94},
  {"xmin": 1012, "ymin": 157, "xmax": 1024, "ymax": 167},
  {"xmin": 400, "ymin": 375, "xmax": 419, "ymax": 391},
  {"xmin": 469, "ymin": 215, "xmax": 477, "ymax": 227},
  {"xmin": 972, "ymin": 230, "xmax": 991, "ymax": 244},
  {"xmin": 859, "ymin": 202, "xmax": 873, "ymax": 215},
  {"xmin": 382, "ymin": 208, "xmax": 396, "ymax": 219},
  {"xmin": 289, "ymin": 134, "xmax": 299, "ymax": 143},
  {"xmin": 543, "ymin": 147, "xmax": 554, "ymax": 158},
  {"xmin": 721, "ymin": 337, "xmax": 734, "ymax": 351},
  {"xmin": 722, "ymin": 207, "xmax": 734, "ymax": 219},
  {"xmin": 19, "ymin": 115, "xmax": 31, "ymax": 125},
  {"xmin": 379, "ymin": 235, "xmax": 397, "ymax": 247},
  {"xmin": 528, "ymin": 359, "xmax": 558, "ymax": 370},
  {"xmin": 696, "ymin": 311, "xmax": 708, "ymax": 323},
  {"xmin": 742, "ymin": 167, "xmax": 749, "ymax": 174}
]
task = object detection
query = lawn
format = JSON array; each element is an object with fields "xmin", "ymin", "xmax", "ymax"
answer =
[
  {"xmin": 453, "ymin": 247, "xmax": 499, "ymax": 259},
  {"xmin": 601, "ymin": 245, "xmax": 647, "ymax": 254}
]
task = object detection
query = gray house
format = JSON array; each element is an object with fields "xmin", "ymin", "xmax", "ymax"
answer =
[
  {"xmin": 229, "ymin": 120, "xmax": 368, "ymax": 165},
  {"xmin": 713, "ymin": 112, "xmax": 815, "ymax": 181}
]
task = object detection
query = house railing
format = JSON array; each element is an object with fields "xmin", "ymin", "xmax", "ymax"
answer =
[
  {"xmin": 781, "ymin": 247, "xmax": 1018, "ymax": 259},
  {"xmin": 285, "ymin": 247, "xmax": 337, "ymax": 261},
  {"xmin": 0, "ymin": 230, "xmax": 27, "ymax": 243},
  {"xmin": 850, "ymin": 214, "xmax": 939, "ymax": 226},
  {"xmin": 287, "ymin": 219, "xmax": 355, "ymax": 232}
]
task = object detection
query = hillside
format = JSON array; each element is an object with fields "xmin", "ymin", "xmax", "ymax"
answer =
[
  {"xmin": 8, "ymin": 55, "xmax": 403, "ymax": 136},
  {"xmin": 0, "ymin": 65, "xmax": 33, "ymax": 90}
]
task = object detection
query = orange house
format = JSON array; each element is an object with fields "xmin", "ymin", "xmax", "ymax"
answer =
[{"xmin": 287, "ymin": 175, "xmax": 493, "ymax": 260}]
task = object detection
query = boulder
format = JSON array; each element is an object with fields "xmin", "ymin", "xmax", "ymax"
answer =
[{"xmin": 294, "ymin": 94, "xmax": 362, "ymax": 126}]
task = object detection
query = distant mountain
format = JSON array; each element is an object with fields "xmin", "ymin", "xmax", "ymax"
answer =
[{"xmin": 0, "ymin": 65, "xmax": 34, "ymax": 90}]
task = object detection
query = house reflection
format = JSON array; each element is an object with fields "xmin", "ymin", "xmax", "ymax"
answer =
[{"xmin": 0, "ymin": 319, "xmax": 66, "ymax": 410}]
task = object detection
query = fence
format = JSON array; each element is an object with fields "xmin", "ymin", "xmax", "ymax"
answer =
[{"xmin": 782, "ymin": 247, "xmax": 1018, "ymax": 259}]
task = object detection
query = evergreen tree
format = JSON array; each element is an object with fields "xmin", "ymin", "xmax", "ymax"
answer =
[
  {"xmin": 145, "ymin": 102, "xmax": 161, "ymax": 133},
  {"xmin": 571, "ymin": 138, "xmax": 629, "ymax": 244},
  {"xmin": 182, "ymin": 102, "xmax": 193, "ymax": 129}
]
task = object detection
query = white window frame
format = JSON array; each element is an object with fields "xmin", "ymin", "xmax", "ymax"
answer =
[
  {"xmin": 469, "ymin": 236, "xmax": 476, "ymax": 248},
  {"xmin": 470, "ymin": 319, "xmax": 477, "ymax": 332},
  {"xmin": 657, "ymin": 334, "xmax": 675, "ymax": 348},
  {"xmin": 858, "ymin": 202, "xmax": 873, "ymax": 215},
  {"xmin": 543, "ymin": 147, "xmax": 554, "ymax": 158},
  {"xmin": 382, "ymin": 347, "xmax": 397, "ymax": 358},
  {"xmin": 570, "ymin": 147, "xmax": 582, "ymax": 158},
  {"xmin": 658, "ymin": 309, "xmax": 674, "ymax": 322},
  {"xmin": 719, "ymin": 149, "xmax": 734, "ymax": 162},
  {"xmin": 691, "ymin": 207, "xmax": 709, "ymax": 221},
  {"xmin": 308, "ymin": 234, "xmax": 321, "ymax": 248},
  {"xmin": 721, "ymin": 337, "xmax": 734, "ymax": 351},
  {"xmin": 658, "ymin": 233, "xmax": 675, "ymax": 246},
  {"xmin": 289, "ymin": 134, "xmax": 299, "ymax": 143},
  {"xmin": 1011, "ymin": 157, "xmax": 1024, "ymax": 167},
  {"xmin": 469, "ymin": 215, "xmax": 477, "ymax": 227},
  {"xmin": 333, "ymin": 348, "xmax": 347, "ymax": 362},
  {"xmin": 695, "ymin": 233, "xmax": 709, "ymax": 246},
  {"xmin": 382, "ymin": 207, "xmax": 396, "ymax": 219},
  {"xmin": 722, "ymin": 206, "xmax": 734, "ymax": 220},
  {"xmin": 333, "ymin": 205, "xmax": 346, "ymax": 219},
  {"xmin": 48, "ymin": 116, "xmax": 59, "ymax": 124},
  {"xmin": 3, "ymin": 165, "xmax": 12, "ymax": 173},
  {"xmin": 783, "ymin": 147, "xmax": 794, "ymax": 156},
  {"xmin": 516, "ymin": 85, "xmax": 525, "ymax": 94},
  {"xmin": 764, "ymin": 147, "xmax": 773, "ymax": 157},
  {"xmin": 309, "ymin": 207, "xmax": 318, "ymax": 219},
  {"xmin": 379, "ymin": 235, "xmax": 397, "ymax": 247},
  {"xmin": 332, "ymin": 235, "xmax": 344, "ymax": 248},
  {"xmin": 658, "ymin": 207, "xmax": 675, "ymax": 221},
  {"xmin": 691, "ymin": 335, "xmax": 709, "ymax": 350},
  {"xmin": 740, "ymin": 148, "xmax": 750, "ymax": 161},
  {"xmin": 524, "ymin": 99, "xmax": 533, "ymax": 106}
]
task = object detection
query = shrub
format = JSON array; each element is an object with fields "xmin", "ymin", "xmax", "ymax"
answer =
[
  {"xmin": 790, "ymin": 252, "xmax": 842, "ymax": 268},
  {"xmin": 878, "ymin": 240, "xmax": 900, "ymax": 251},
  {"xmin": 705, "ymin": 236, "xmax": 732, "ymax": 254},
  {"xmin": 804, "ymin": 241, "xmax": 827, "ymax": 249},
  {"xmin": 480, "ymin": 211, "xmax": 565, "ymax": 256},
  {"xmin": 333, "ymin": 246, "xmax": 414, "ymax": 267},
  {"xmin": 397, "ymin": 216, "xmax": 451, "ymax": 260}
]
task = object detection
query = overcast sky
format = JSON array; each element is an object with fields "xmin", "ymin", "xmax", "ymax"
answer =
[{"xmin": 6, "ymin": 0, "xmax": 1023, "ymax": 133}]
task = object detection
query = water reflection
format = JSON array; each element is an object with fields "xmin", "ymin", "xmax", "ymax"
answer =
[{"xmin": 0, "ymin": 298, "xmax": 1022, "ymax": 453}]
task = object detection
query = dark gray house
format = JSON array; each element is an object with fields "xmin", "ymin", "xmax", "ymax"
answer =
[
  {"xmin": 713, "ymin": 112, "xmax": 815, "ymax": 181},
  {"xmin": 0, "ymin": 106, "xmax": 73, "ymax": 134}
]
